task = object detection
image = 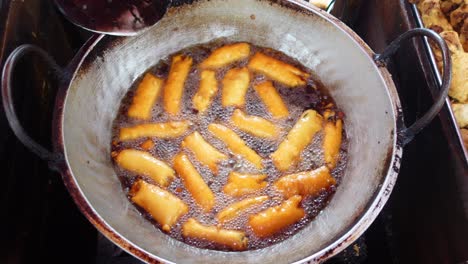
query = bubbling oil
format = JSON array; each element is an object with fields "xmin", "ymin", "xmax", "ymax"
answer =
[{"xmin": 111, "ymin": 39, "xmax": 348, "ymax": 251}]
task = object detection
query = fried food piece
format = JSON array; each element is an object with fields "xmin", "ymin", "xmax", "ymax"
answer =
[
  {"xmin": 253, "ymin": 81, "xmax": 289, "ymax": 118},
  {"xmin": 114, "ymin": 149, "xmax": 175, "ymax": 187},
  {"xmin": 440, "ymin": 0, "xmax": 462, "ymax": 16},
  {"xmin": 323, "ymin": 110, "xmax": 343, "ymax": 169},
  {"xmin": 460, "ymin": 18, "xmax": 468, "ymax": 51},
  {"xmin": 461, "ymin": 128, "xmax": 468, "ymax": 149},
  {"xmin": 450, "ymin": 3, "xmax": 468, "ymax": 30},
  {"xmin": 217, "ymin": 196, "xmax": 269, "ymax": 224},
  {"xmin": 208, "ymin": 124, "xmax": 263, "ymax": 169},
  {"xmin": 221, "ymin": 67, "xmax": 250, "ymax": 107},
  {"xmin": 271, "ymin": 110, "xmax": 323, "ymax": 171},
  {"xmin": 418, "ymin": 0, "xmax": 454, "ymax": 33},
  {"xmin": 182, "ymin": 218, "xmax": 248, "ymax": 251},
  {"xmin": 140, "ymin": 139, "xmax": 155, "ymax": 150},
  {"xmin": 223, "ymin": 172, "xmax": 268, "ymax": 197},
  {"xmin": 127, "ymin": 73, "xmax": 164, "ymax": 120},
  {"xmin": 119, "ymin": 121, "xmax": 191, "ymax": 141},
  {"xmin": 273, "ymin": 166, "xmax": 336, "ymax": 198},
  {"xmin": 452, "ymin": 103, "xmax": 468, "ymax": 127},
  {"xmin": 193, "ymin": 70, "xmax": 218, "ymax": 113},
  {"xmin": 200, "ymin": 43, "xmax": 251, "ymax": 69},
  {"xmin": 248, "ymin": 195, "xmax": 305, "ymax": 238},
  {"xmin": 248, "ymin": 52, "xmax": 310, "ymax": 87},
  {"xmin": 181, "ymin": 132, "xmax": 228, "ymax": 174},
  {"xmin": 173, "ymin": 153, "xmax": 215, "ymax": 212},
  {"xmin": 163, "ymin": 55, "xmax": 193, "ymax": 115},
  {"xmin": 231, "ymin": 109, "xmax": 279, "ymax": 139},
  {"xmin": 130, "ymin": 180, "xmax": 188, "ymax": 232}
]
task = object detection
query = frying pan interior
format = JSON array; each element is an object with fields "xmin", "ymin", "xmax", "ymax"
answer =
[{"xmin": 62, "ymin": 0, "xmax": 398, "ymax": 263}]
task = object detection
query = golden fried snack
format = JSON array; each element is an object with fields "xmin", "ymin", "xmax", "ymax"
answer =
[
  {"xmin": 200, "ymin": 43, "xmax": 251, "ymax": 69},
  {"xmin": 127, "ymin": 73, "xmax": 164, "ymax": 120},
  {"xmin": 450, "ymin": 3, "xmax": 468, "ymax": 30},
  {"xmin": 222, "ymin": 67, "xmax": 250, "ymax": 107},
  {"xmin": 223, "ymin": 172, "xmax": 268, "ymax": 197},
  {"xmin": 182, "ymin": 218, "xmax": 248, "ymax": 251},
  {"xmin": 248, "ymin": 195, "xmax": 305, "ymax": 238},
  {"xmin": 140, "ymin": 139, "xmax": 155, "ymax": 150},
  {"xmin": 418, "ymin": 0, "xmax": 454, "ymax": 33},
  {"xmin": 231, "ymin": 109, "xmax": 279, "ymax": 139},
  {"xmin": 181, "ymin": 132, "xmax": 228, "ymax": 174},
  {"xmin": 323, "ymin": 110, "xmax": 343, "ymax": 169},
  {"xmin": 452, "ymin": 103, "xmax": 468, "ymax": 127},
  {"xmin": 130, "ymin": 180, "xmax": 188, "ymax": 232},
  {"xmin": 163, "ymin": 55, "xmax": 193, "ymax": 115},
  {"xmin": 273, "ymin": 166, "xmax": 336, "ymax": 198},
  {"xmin": 440, "ymin": 0, "xmax": 462, "ymax": 16},
  {"xmin": 271, "ymin": 110, "xmax": 323, "ymax": 171},
  {"xmin": 173, "ymin": 153, "xmax": 215, "ymax": 212},
  {"xmin": 253, "ymin": 81, "xmax": 289, "ymax": 118},
  {"xmin": 114, "ymin": 149, "xmax": 175, "ymax": 187},
  {"xmin": 193, "ymin": 70, "xmax": 218, "ymax": 113},
  {"xmin": 248, "ymin": 52, "xmax": 310, "ymax": 87},
  {"xmin": 208, "ymin": 124, "xmax": 263, "ymax": 169},
  {"xmin": 460, "ymin": 18, "xmax": 468, "ymax": 51},
  {"xmin": 217, "ymin": 196, "xmax": 269, "ymax": 224},
  {"xmin": 119, "ymin": 121, "xmax": 191, "ymax": 141}
]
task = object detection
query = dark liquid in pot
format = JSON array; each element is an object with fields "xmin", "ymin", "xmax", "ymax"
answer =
[{"xmin": 111, "ymin": 39, "xmax": 348, "ymax": 251}]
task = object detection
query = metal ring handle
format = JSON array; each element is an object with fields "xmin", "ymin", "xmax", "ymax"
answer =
[
  {"xmin": 1, "ymin": 44, "xmax": 65, "ymax": 170},
  {"xmin": 374, "ymin": 28, "xmax": 452, "ymax": 145}
]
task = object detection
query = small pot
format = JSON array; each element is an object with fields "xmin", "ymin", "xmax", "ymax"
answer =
[{"xmin": 1, "ymin": 0, "xmax": 451, "ymax": 263}]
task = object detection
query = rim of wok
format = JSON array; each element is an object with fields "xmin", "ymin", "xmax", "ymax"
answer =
[{"xmin": 51, "ymin": 0, "xmax": 404, "ymax": 263}]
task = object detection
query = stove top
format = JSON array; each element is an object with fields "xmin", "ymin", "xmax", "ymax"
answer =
[{"xmin": 0, "ymin": 1, "xmax": 467, "ymax": 263}]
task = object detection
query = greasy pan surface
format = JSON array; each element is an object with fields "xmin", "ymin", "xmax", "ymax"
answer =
[{"xmin": 56, "ymin": 0, "xmax": 403, "ymax": 263}]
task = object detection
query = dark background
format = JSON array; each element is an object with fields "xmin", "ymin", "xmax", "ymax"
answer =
[{"xmin": 0, "ymin": 0, "xmax": 467, "ymax": 263}]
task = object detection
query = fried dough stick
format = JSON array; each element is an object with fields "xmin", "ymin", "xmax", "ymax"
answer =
[
  {"xmin": 222, "ymin": 67, "xmax": 250, "ymax": 107},
  {"xmin": 200, "ymin": 43, "xmax": 251, "ymax": 69},
  {"xmin": 114, "ymin": 149, "xmax": 175, "ymax": 187},
  {"xmin": 248, "ymin": 195, "xmax": 305, "ymax": 238},
  {"xmin": 163, "ymin": 55, "xmax": 193, "ymax": 115},
  {"xmin": 182, "ymin": 218, "xmax": 248, "ymax": 251},
  {"xmin": 181, "ymin": 132, "xmax": 228, "ymax": 174},
  {"xmin": 208, "ymin": 124, "xmax": 263, "ymax": 169},
  {"xmin": 253, "ymin": 81, "xmax": 289, "ymax": 118},
  {"xmin": 323, "ymin": 110, "xmax": 343, "ymax": 169},
  {"xmin": 119, "ymin": 121, "xmax": 191, "ymax": 141},
  {"xmin": 271, "ymin": 110, "xmax": 323, "ymax": 171},
  {"xmin": 130, "ymin": 180, "xmax": 188, "ymax": 232},
  {"xmin": 231, "ymin": 109, "xmax": 279, "ymax": 139},
  {"xmin": 173, "ymin": 153, "xmax": 215, "ymax": 212},
  {"xmin": 248, "ymin": 52, "xmax": 310, "ymax": 87},
  {"xmin": 127, "ymin": 73, "xmax": 164, "ymax": 120},
  {"xmin": 217, "ymin": 196, "xmax": 269, "ymax": 224},
  {"xmin": 193, "ymin": 70, "xmax": 218, "ymax": 113},
  {"xmin": 223, "ymin": 172, "xmax": 268, "ymax": 197},
  {"xmin": 274, "ymin": 166, "xmax": 336, "ymax": 198}
]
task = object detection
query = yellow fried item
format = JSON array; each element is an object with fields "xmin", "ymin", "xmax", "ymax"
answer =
[
  {"xmin": 223, "ymin": 172, "xmax": 268, "ymax": 197},
  {"xmin": 323, "ymin": 110, "xmax": 343, "ymax": 169},
  {"xmin": 208, "ymin": 124, "xmax": 263, "ymax": 169},
  {"xmin": 130, "ymin": 180, "xmax": 188, "ymax": 232},
  {"xmin": 163, "ymin": 55, "xmax": 193, "ymax": 115},
  {"xmin": 418, "ymin": 0, "xmax": 454, "ymax": 33},
  {"xmin": 119, "ymin": 121, "xmax": 191, "ymax": 141},
  {"xmin": 222, "ymin": 67, "xmax": 250, "ymax": 107},
  {"xmin": 253, "ymin": 81, "xmax": 289, "ymax": 118},
  {"xmin": 452, "ymin": 103, "xmax": 468, "ymax": 127},
  {"xmin": 181, "ymin": 132, "xmax": 228, "ymax": 174},
  {"xmin": 274, "ymin": 166, "xmax": 336, "ymax": 198},
  {"xmin": 182, "ymin": 218, "xmax": 248, "ymax": 251},
  {"xmin": 127, "ymin": 73, "xmax": 164, "ymax": 120},
  {"xmin": 140, "ymin": 139, "xmax": 155, "ymax": 151},
  {"xmin": 231, "ymin": 109, "xmax": 279, "ymax": 139},
  {"xmin": 200, "ymin": 43, "xmax": 251, "ymax": 69},
  {"xmin": 114, "ymin": 149, "xmax": 175, "ymax": 187},
  {"xmin": 271, "ymin": 110, "xmax": 323, "ymax": 171},
  {"xmin": 217, "ymin": 196, "xmax": 269, "ymax": 224},
  {"xmin": 460, "ymin": 18, "xmax": 468, "ymax": 51},
  {"xmin": 173, "ymin": 153, "xmax": 215, "ymax": 212},
  {"xmin": 248, "ymin": 195, "xmax": 305, "ymax": 238},
  {"xmin": 450, "ymin": 3, "xmax": 468, "ymax": 30},
  {"xmin": 248, "ymin": 52, "xmax": 310, "ymax": 87},
  {"xmin": 193, "ymin": 70, "xmax": 218, "ymax": 113}
]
